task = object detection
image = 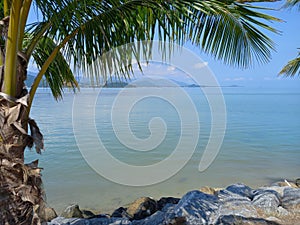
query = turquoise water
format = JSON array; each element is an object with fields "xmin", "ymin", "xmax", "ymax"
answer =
[{"xmin": 25, "ymin": 86, "xmax": 300, "ymax": 213}]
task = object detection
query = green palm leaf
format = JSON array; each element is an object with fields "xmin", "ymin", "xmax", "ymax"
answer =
[
  {"xmin": 283, "ymin": 0, "xmax": 300, "ymax": 10},
  {"xmin": 25, "ymin": 34, "xmax": 78, "ymax": 99},
  {"xmin": 279, "ymin": 52, "xmax": 300, "ymax": 76},
  {"xmin": 26, "ymin": 0, "xmax": 280, "ymax": 99}
]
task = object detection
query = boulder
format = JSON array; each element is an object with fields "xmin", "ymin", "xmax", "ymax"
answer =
[
  {"xmin": 225, "ymin": 183, "xmax": 254, "ymax": 199},
  {"xmin": 215, "ymin": 215, "xmax": 281, "ymax": 225},
  {"xmin": 126, "ymin": 197, "xmax": 157, "ymax": 220},
  {"xmin": 157, "ymin": 197, "xmax": 180, "ymax": 211},
  {"xmin": 281, "ymin": 187, "xmax": 300, "ymax": 210},
  {"xmin": 274, "ymin": 181, "xmax": 298, "ymax": 188},
  {"xmin": 111, "ymin": 207, "xmax": 130, "ymax": 218},
  {"xmin": 82, "ymin": 209, "xmax": 95, "ymax": 219},
  {"xmin": 131, "ymin": 211, "xmax": 166, "ymax": 225},
  {"xmin": 61, "ymin": 204, "xmax": 83, "ymax": 218},
  {"xmin": 199, "ymin": 186, "xmax": 216, "ymax": 195},
  {"xmin": 296, "ymin": 178, "xmax": 300, "ymax": 187},
  {"xmin": 217, "ymin": 189, "xmax": 258, "ymax": 219},
  {"xmin": 166, "ymin": 190, "xmax": 219, "ymax": 225},
  {"xmin": 41, "ymin": 207, "xmax": 57, "ymax": 222},
  {"xmin": 48, "ymin": 216, "xmax": 131, "ymax": 225},
  {"xmin": 252, "ymin": 189, "xmax": 280, "ymax": 213}
]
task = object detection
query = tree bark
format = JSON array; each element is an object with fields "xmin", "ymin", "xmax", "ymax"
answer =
[
  {"xmin": 0, "ymin": 82, "xmax": 46, "ymax": 225},
  {"xmin": 0, "ymin": 17, "xmax": 46, "ymax": 224}
]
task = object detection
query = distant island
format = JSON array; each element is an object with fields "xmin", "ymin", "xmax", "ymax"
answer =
[{"xmin": 26, "ymin": 72, "xmax": 242, "ymax": 88}]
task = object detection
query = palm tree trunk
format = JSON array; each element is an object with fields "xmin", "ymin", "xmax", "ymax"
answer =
[{"xmin": 0, "ymin": 47, "xmax": 46, "ymax": 225}]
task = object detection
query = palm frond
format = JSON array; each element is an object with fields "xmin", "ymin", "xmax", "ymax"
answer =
[
  {"xmin": 26, "ymin": 0, "xmax": 280, "ymax": 90},
  {"xmin": 283, "ymin": 0, "xmax": 300, "ymax": 10},
  {"xmin": 26, "ymin": 34, "xmax": 78, "ymax": 99},
  {"xmin": 279, "ymin": 52, "xmax": 300, "ymax": 76},
  {"xmin": 0, "ymin": 1, "xmax": 4, "ymax": 19}
]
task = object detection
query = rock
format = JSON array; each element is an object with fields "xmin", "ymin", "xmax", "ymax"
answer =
[
  {"xmin": 41, "ymin": 207, "xmax": 57, "ymax": 222},
  {"xmin": 276, "ymin": 206, "xmax": 289, "ymax": 217},
  {"xmin": 48, "ymin": 216, "xmax": 131, "ymax": 225},
  {"xmin": 219, "ymin": 192, "xmax": 257, "ymax": 219},
  {"xmin": 126, "ymin": 197, "xmax": 157, "ymax": 220},
  {"xmin": 281, "ymin": 187, "xmax": 300, "ymax": 210},
  {"xmin": 131, "ymin": 211, "xmax": 166, "ymax": 225},
  {"xmin": 215, "ymin": 215, "xmax": 281, "ymax": 225},
  {"xmin": 167, "ymin": 190, "xmax": 219, "ymax": 225},
  {"xmin": 217, "ymin": 188, "xmax": 258, "ymax": 220},
  {"xmin": 199, "ymin": 186, "xmax": 217, "ymax": 195},
  {"xmin": 82, "ymin": 209, "xmax": 95, "ymax": 219},
  {"xmin": 61, "ymin": 204, "xmax": 83, "ymax": 218},
  {"xmin": 252, "ymin": 189, "xmax": 280, "ymax": 213},
  {"xmin": 260, "ymin": 186, "xmax": 286, "ymax": 197},
  {"xmin": 296, "ymin": 178, "xmax": 300, "ymax": 187},
  {"xmin": 225, "ymin": 183, "xmax": 254, "ymax": 199},
  {"xmin": 111, "ymin": 207, "xmax": 130, "ymax": 218},
  {"xmin": 275, "ymin": 181, "xmax": 298, "ymax": 188},
  {"xmin": 157, "ymin": 197, "xmax": 180, "ymax": 211}
]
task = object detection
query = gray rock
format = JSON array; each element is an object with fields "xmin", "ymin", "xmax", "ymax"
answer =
[
  {"xmin": 82, "ymin": 209, "xmax": 95, "ymax": 219},
  {"xmin": 126, "ymin": 197, "xmax": 157, "ymax": 220},
  {"xmin": 276, "ymin": 206, "xmax": 289, "ymax": 217},
  {"xmin": 296, "ymin": 178, "xmax": 300, "ymax": 187},
  {"xmin": 48, "ymin": 217, "xmax": 131, "ymax": 225},
  {"xmin": 166, "ymin": 190, "xmax": 219, "ymax": 225},
  {"xmin": 260, "ymin": 186, "xmax": 287, "ymax": 197},
  {"xmin": 41, "ymin": 207, "xmax": 58, "ymax": 222},
  {"xmin": 225, "ymin": 183, "xmax": 254, "ymax": 199},
  {"xmin": 218, "ymin": 198, "xmax": 257, "ymax": 219},
  {"xmin": 282, "ymin": 187, "xmax": 300, "ymax": 210},
  {"xmin": 215, "ymin": 215, "xmax": 281, "ymax": 225},
  {"xmin": 252, "ymin": 189, "xmax": 280, "ymax": 213},
  {"xmin": 131, "ymin": 211, "xmax": 165, "ymax": 225},
  {"xmin": 157, "ymin": 197, "xmax": 180, "ymax": 211},
  {"xmin": 61, "ymin": 204, "xmax": 83, "ymax": 218},
  {"xmin": 217, "ymin": 189, "xmax": 252, "ymax": 203},
  {"xmin": 111, "ymin": 207, "xmax": 130, "ymax": 218}
]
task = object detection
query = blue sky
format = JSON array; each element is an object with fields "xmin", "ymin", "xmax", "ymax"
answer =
[
  {"xmin": 191, "ymin": 1, "xmax": 300, "ymax": 88},
  {"xmin": 27, "ymin": 1, "xmax": 300, "ymax": 89}
]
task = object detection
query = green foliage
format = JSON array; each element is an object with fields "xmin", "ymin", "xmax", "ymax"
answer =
[
  {"xmin": 0, "ymin": 1, "xmax": 3, "ymax": 19},
  {"xmin": 22, "ymin": 0, "xmax": 281, "ymax": 99},
  {"xmin": 283, "ymin": 0, "xmax": 300, "ymax": 10},
  {"xmin": 279, "ymin": 0, "xmax": 300, "ymax": 76},
  {"xmin": 30, "ymin": 36, "xmax": 78, "ymax": 99},
  {"xmin": 280, "ymin": 52, "xmax": 300, "ymax": 76}
]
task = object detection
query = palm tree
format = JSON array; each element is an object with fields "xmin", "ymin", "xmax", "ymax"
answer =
[
  {"xmin": 279, "ymin": 0, "xmax": 300, "ymax": 76},
  {"xmin": 0, "ymin": 0, "xmax": 280, "ymax": 223}
]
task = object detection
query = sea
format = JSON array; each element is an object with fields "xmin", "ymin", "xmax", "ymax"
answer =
[{"xmin": 25, "ymin": 86, "xmax": 300, "ymax": 213}]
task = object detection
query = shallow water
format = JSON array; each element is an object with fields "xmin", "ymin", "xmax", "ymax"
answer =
[{"xmin": 25, "ymin": 86, "xmax": 300, "ymax": 213}]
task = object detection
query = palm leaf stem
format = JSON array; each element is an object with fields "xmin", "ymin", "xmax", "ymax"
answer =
[
  {"xmin": 18, "ymin": 0, "xmax": 32, "ymax": 50},
  {"xmin": 28, "ymin": 27, "xmax": 80, "ymax": 110},
  {"xmin": 3, "ymin": 0, "xmax": 22, "ymax": 97}
]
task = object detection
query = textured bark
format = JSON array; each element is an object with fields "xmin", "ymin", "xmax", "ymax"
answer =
[
  {"xmin": 0, "ymin": 16, "xmax": 46, "ymax": 225},
  {"xmin": 0, "ymin": 96, "xmax": 46, "ymax": 225}
]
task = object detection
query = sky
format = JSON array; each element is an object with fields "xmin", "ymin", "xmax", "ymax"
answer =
[
  {"xmin": 197, "ymin": 1, "xmax": 300, "ymax": 88},
  {"xmin": 27, "ymin": 1, "xmax": 300, "ymax": 89}
]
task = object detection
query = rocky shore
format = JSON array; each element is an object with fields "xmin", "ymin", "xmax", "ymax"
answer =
[{"xmin": 46, "ymin": 180, "xmax": 300, "ymax": 225}]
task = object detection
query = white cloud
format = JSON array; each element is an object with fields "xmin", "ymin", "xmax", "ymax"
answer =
[
  {"xmin": 194, "ymin": 62, "xmax": 208, "ymax": 69},
  {"xmin": 233, "ymin": 77, "xmax": 246, "ymax": 81}
]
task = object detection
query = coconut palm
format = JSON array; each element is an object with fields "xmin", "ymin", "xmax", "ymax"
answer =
[
  {"xmin": 279, "ymin": 0, "xmax": 300, "ymax": 76},
  {"xmin": 0, "ymin": 0, "xmax": 280, "ymax": 223}
]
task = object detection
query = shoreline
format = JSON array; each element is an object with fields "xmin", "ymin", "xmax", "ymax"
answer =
[{"xmin": 45, "ymin": 179, "xmax": 300, "ymax": 225}]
